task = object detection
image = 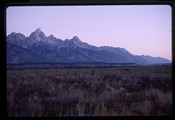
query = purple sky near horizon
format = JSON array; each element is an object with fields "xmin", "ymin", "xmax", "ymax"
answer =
[{"xmin": 6, "ymin": 5, "xmax": 172, "ymax": 60}]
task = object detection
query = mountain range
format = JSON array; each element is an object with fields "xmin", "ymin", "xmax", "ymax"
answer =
[{"xmin": 7, "ymin": 28, "xmax": 171, "ymax": 64}]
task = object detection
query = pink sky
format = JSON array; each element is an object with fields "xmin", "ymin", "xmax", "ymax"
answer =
[{"xmin": 6, "ymin": 5, "xmax": 172, "ymax": 60}]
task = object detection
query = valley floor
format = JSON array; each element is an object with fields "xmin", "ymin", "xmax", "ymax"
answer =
[{"xmin": 7, "ymin": 65, "xmax": 172, "ymax": 116}]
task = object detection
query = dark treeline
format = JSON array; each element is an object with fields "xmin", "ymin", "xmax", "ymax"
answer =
[{"xmin": 7, "ymin": 62, "xmax": 140, "ymax": 70}]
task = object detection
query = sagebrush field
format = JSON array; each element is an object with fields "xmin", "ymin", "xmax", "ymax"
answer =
[{"xmin": 7, "ymin": 65, "xmax": 172, "ymax": 116}]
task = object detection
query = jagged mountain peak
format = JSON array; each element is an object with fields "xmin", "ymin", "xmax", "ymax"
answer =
[
  {"xmin": 48, "ymin": 34, "xmax": 59, "ymax": 40},
  {"xmin": 7, "ymin": 29, "xmax": 171, "ymax": 64},
  {"xmin": 10, "ymin": 32, "xmax": 17, "ymax": 35},
  {"xmin": 8, "ymin": 32, "xmax": 25, "ymax": 37},
  {"xmin": 72, "ymin": 36, "xmax": 80, "ymax": 40},
  {"xmin": 29, "ymin": 28, "xmax": 46, "ymax": 41},
  {"xmin": 72, "ymin": 36, "xmax": 82, "ymax": 43},
  {"xmin": 7, "ymin": 32, "xmax": 26, "ymax": 43},
  {"xmin": 64, "ymin": 36, "xmax": 82, "ymax": 44},
  {"xmin": 63, "ymin": 36, "xmax": 92, "ymax": 49},
  {"xmin": 35, "ymin": 28, "xmax": 42, "ymax": 32},
  {"xmin": 32, "ymin": 28, "xmax": 44, "ymax": 36}
]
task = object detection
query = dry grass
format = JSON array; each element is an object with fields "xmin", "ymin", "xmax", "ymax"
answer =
[{"xmin": 7, "ymin": 65, "xmax": 172, "ymax": 116}]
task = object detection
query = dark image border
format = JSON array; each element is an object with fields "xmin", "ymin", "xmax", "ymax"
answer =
[{"xmin": 0, "ymin": 0, "xmax": 174, "ymax": 119}]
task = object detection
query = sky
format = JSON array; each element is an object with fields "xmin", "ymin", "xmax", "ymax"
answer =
[{"xmin": 6, "ymin": 5, "xmax": 172, "ymax": 60}]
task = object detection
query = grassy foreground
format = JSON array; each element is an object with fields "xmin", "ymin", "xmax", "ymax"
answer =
[{"xmin": 7, "ymin": 65, "xmax": 172, "ymax": 116}]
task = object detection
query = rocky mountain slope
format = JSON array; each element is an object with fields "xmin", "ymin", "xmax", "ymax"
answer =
[{"xmin": 7, "ymin": 29, "xmax": 171, "ymax": 64}]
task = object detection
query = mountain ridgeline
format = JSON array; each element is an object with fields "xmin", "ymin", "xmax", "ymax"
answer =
[{"xmin": 7, "ymin": 29, "xmax": 170, "ymax": 65}]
